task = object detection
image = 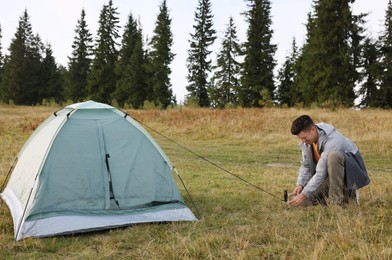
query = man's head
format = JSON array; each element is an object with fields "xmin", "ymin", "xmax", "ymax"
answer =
[{"xmin": 291, "ymin": 115, "xmax": 318, "ymax": 145}]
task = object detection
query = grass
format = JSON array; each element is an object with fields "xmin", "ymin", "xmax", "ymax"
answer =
[{"xmin": 0, "ymin": 105, "xmax": 391, "ymax": 259}]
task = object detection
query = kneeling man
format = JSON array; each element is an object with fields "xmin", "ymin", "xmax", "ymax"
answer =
[{"xmin": 289, "ymin": 115, "xmax": 370, "ymax": 207}]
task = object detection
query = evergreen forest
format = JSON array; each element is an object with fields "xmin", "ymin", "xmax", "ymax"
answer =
[{"xmin": 0, "ymin": 0, "xmax": 392, "ymax": 109}]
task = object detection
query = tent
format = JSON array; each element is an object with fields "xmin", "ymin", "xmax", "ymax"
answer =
[{"xmin": 0, "ymin": 101, "xmax": 197, "ymax": 240}]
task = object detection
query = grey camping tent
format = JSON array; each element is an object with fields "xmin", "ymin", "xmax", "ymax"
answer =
[{"xmin": 0, "ymin": 101, "xmax": 196, "ymax": 240}]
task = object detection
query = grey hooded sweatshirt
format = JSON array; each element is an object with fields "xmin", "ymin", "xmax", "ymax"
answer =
[{"xmin": 297, "ymin": 123, "xmax": 370, "ymax": 197}]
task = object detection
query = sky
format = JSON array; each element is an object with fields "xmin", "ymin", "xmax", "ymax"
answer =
[{"xmin": 0, "ymin": 0, "xmax": 389, "ymax": 102}]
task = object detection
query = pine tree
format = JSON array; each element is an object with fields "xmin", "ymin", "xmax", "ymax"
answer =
[
  {"xmin": 186, "ymin": 0, "xmax": 216, "ymax": 107},
  {"xmin": 65, "ymin": 9, "xmax": 93, "ymax": 102},
  {"xmin": 358, "ymin": 38, "xmax": 381, "ymax": 107},
  {"xmin": 209, "ymin": 16, "xmax": 242, "ymax": 108},
  {"xmin": 114, "ymin": 15, "xmax": 146, "ymax": 108},
  {"xmin": 0, "ymin": 10, "xmax": 44, "ymax": 105},
  {"xmin": 293, "ymin": 13, "xmax": 316, "ymax": 106},
  {"xmin": 41, "ymin": 44, "xmax": 63, "ymax": 103},
  {"xmin": 379, "ymin": 0, "xmax": 392, "ymax": 108},
  {"xmin": 25, "ymin": 33, "xmax": 45, "ymax": 104},
  {"xmin": 295, "ymin": 0, "xmax": 365, "ymax": 107},
  {"xmin": 147, "ymin": 0, "xmax": 175, "ymax": 109},
  {"xmin": 275, "ymin": 38, "xmax": 298, "ymax": 107},
  {"xmin": 87, "ymin": 0, "xmax": 120, "ymax": 104},
  {"xmin": 0, "ymin": 10, "xmax": 29, "ymax": 104},
  {"xmin": 239, "ymin": 0, "xmax": 276, "ymax": 107}
]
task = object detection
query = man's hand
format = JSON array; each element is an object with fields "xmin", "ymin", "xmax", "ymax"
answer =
[
  {"xmin": 292, "ymin": 185, "xmax": 303, "ymax": 195},
  {"xmin": 289, "ymin": 193, "xmax": 307, "ymax": 207}
]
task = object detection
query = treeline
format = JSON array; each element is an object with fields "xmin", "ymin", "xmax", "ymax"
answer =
[
  {"xmin": 0, "ymin": 0, "xmax": 173, "ymax": 109},
  {"xmin": 0, "ymin": 0, "xmax": 391, "ymax": 109},
  {"xmin": 276, "ymin": 0, "xmax": 392, "ymax": 108}
]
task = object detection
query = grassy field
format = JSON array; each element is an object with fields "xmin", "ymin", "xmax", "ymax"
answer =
[{"xmin": 0, "ymin": 105, "xmax": 391, "ymax": 259}]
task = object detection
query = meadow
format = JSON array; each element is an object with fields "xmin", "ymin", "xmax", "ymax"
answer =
[{"xmin": 0, "ymin": 104, "xmax": 391, "ymax": 259}]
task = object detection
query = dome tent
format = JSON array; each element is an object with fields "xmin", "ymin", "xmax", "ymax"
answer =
[{"xmin": 1, "ymin": 101, "xmax": 197, "ymax": 240}]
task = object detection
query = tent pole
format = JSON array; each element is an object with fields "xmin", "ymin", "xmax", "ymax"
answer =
[
  {"xmin": 14, "ymin": 171, "xmax": 39, "ymax": 240},
  {"xmin": 173, "ymin": 167, "xmax": 202, "ymax": 220}
]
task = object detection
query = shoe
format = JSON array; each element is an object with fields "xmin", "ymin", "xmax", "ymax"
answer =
[
  {"xmin": 348, "ymin": 189, "xmax": 360, "ymax": 205},
  {"xmin": 355, "ymin": 190, "xmax": 360, "ymax": 205}
]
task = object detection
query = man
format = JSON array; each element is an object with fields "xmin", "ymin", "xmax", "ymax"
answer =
[{"xmin": 289, "ymin": 115, "xmax": 370, "ymax": 207}]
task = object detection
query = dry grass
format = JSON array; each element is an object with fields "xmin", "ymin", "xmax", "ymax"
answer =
[{"xmin": 0, "ymin": 104, "xmax": 391, "ymax": 259}]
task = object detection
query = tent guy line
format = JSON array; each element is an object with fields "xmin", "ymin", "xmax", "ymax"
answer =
[
  {"xmin": 131, "ymin": 115, "xmax": 284, "ymax": 203},
  {"xmin": 172, "ymin": 167, "xmax": 202, "ymax": 220},
  {"xmin": 0, "ymin": 157, "xmax": 18, "ymax": 193}
]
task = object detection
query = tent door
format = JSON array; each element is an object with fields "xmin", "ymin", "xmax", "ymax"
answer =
[
  {"xmin": 97, "ymin": 122, "xmax": 120, "ymax": 209},
  {"xmin": 105, "ymin": 153, "xmax": 120, "ymax": 208}
]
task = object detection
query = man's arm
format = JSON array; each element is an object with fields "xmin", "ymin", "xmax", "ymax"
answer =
[
  {"xmin": 301, "ymin": 152, "xmax": 328, "ymax": 197},
  {"xmin": 296, "ymin": 145, "xmax": 315, "ymax": 187},
  {"xmin": 292, "ymin": 185, "xmax": 303, "ymax": 195}
]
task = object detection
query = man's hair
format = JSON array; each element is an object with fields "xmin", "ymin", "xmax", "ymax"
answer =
[{"xmin": 291, "ymin": 115, "xmax": 314, "ymax": 135}]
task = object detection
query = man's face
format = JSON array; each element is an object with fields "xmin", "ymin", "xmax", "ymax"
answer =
[{"xmin": 296, "ymin": 126, "xmax": 317, "ymax": 145}]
